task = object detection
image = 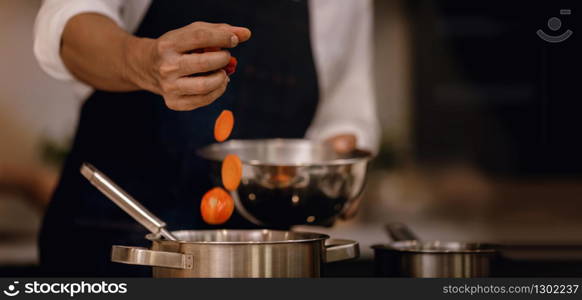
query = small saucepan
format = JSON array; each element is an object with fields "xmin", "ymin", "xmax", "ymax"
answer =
[{"xmin": 372, "ymin": 223, "xmax": 498, "ymax": 278}]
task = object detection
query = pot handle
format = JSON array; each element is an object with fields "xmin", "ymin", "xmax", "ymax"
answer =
[
  {"xmin": 325, "ymin": 239, "xmax": 360, "ymax": 263},
  {"xmin": 385, "ymin": 222, "xmax": 420, "ymax": 242},
  {"xmin": 111, "ymin": 245, "xmax": 193, "ymax": 270}
]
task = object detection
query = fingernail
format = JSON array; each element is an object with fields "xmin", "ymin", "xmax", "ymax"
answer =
[{"xmin": 230, "ymin": 35, "xmax": 239, "ymax": 47}]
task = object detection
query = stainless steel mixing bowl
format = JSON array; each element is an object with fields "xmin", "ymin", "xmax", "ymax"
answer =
[{"xmin": 197, "ymin": 139, "xmax": 373, "ymax": 227}]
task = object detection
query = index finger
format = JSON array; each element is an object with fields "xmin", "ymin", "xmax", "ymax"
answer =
[{"xmin": 227, "ymin": 26, "xmax": 252, "ymax": 43}]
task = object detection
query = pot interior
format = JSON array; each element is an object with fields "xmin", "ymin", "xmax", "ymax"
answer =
[{"xmin": 147, "ymin": 229, "xmax": 329, "ymax": 244}]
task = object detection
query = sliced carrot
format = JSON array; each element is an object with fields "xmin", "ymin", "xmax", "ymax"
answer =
[
  {"xmin": 202, "ymin": 49, "xmax": 236, "ymax": 75},
  {"xmin": 222, "ymin": 154, "xmax": 242, "ymax": 191},
  {"xmin": 203, "ymin": 47, "xmax": 221, "ymax": 52},
  {"xmin": 272, "ymin": 166, "xmax": 294, "ymax": 187},
  {"xmin": 214, "ymin": 110, "xmax": 234, "ymax": 142},
  {"xmin": 200, "ymin": 187, "xmax": 234, "ymax": 225},
  {"xmin": 224, "ymin": 57, "xmax": 238, "ymax": 76}
]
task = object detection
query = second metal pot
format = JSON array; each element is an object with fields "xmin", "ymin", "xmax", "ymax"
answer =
[
  {"xmin": 112, "ymin": 229, "xmax": 359, "ymax": 278},
  {"xmin": 372, "ymin": 223, "xmax": 498, "ymax": 278},
  {"xmin": 372, "ymin": 241, "xmax": 497, "ymax": 278}
]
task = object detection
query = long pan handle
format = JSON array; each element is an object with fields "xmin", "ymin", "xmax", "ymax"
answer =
[
  {"xmin": 80, "ymin": 163, "xmax": 177, "ymax": 241},
  {"xmin": 386, "ymin": 223, "xmax": 420, "ymax": 242}
]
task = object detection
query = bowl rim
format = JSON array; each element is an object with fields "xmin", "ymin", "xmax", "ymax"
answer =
[
  {"xmin": 146, "ymin": 229, "xmax": 330, "ymax": 245},
  {"xmin": 197, "ymin": 138, "xmax": 374, "ymax": 167}
]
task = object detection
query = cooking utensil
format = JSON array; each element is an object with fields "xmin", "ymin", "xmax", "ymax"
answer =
[
  {"xmin": 80, "ymin": 163, "xmax": 359, "ymax": 277},
  {"xmin": 112, "ymin": 229, "xmax": 359, "ymax": 278},
  {"xmin": 385, "ymin": 222, "xmax": 419, "ymax": 241},
  {"xmin": 80, "ymin": 163, "xmax": 177, "ymax": 241},
  {"xmin": 197, "ymin": 139, "xmax": 373, "ymax": 227},
  {"xmin": 372, "ymin": 223, "xmax": 498, "ymax": 278}
]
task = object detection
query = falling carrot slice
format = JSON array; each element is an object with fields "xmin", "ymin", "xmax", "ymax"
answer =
[
  {"xmin": 200, "ymin": 187, "xmax": 234, "ymax": 225},
  {"xmin": 214, "ymin": 110, "xmax": 234, "ymax": 142},
  {"xmin": 222, "ymin": 154, "xmax": 242, "ymax": 191}
]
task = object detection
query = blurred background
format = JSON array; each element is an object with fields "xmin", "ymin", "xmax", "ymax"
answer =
[{"xmin": 1, "ymin": 0, "xmax": 582, "ymax": 275}]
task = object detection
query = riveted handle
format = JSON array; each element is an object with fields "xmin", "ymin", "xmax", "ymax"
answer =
[
  {"xmin": 325, "ymin": 239, "xmax": 359, "ymax": 263},
  {"xmin": 111, "ymin": 245, "xmax": 193, "ymax": 270}
]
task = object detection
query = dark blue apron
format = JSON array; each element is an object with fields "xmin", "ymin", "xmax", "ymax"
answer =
[{"xmin": 39, "ymin": 0, "xmax": 319, "ymax": 276}]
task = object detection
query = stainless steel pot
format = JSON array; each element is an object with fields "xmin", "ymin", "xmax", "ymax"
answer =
[
  {"xmin": 80, "ymin": 164, "xmax": 359, "ymax": 278},
  {"xmin": 197, "ymin": 139, "xmax": 373, "ymax": 227},
  {"xmin": 372, "ymin": 223, "xmax": 498, "ymax": 278},
  {"xmin": 112, "ymin": 229, "xmax": 359, "ymax": 278}
]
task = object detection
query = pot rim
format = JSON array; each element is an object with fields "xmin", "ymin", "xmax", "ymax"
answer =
[
  {"xmin": 371, "ymin": 241, "xmax": 499, "ymax": 254},
  {"xmin": 197, "ymin": 139, "xmax": 374, "ymax": 167},
  {"xmin": 146, "ymin": 229, "xmax": 331, "ymax": 245}
]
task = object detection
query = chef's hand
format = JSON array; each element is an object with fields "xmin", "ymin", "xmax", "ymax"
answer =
[
  {"xmin": 326, "ymin": 134, "xmax": 362, "ymax": 220},
  {"xmin": 61, "ymin": 15, "xmax": 250, "ymax": 110},
  {"xmin": 327, "ymin": 134, "xmax": 357, "ymax": 154},
  {"xmin": 127, "ymin": 22, "xmax": 251, "ymax": 111}
]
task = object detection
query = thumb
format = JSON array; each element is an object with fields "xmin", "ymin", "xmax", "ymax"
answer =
[{"xmin": 229, "ymin": 26, "xmax": 252, "ymax": 43}]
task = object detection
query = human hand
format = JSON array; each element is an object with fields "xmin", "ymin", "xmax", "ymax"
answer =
[
  {"xmin": 326, "ymin": 134, "xmax": 357, "ymax": 154},
  {"xmin": 125, "ymin": 22, "xmax": 251, "ymax": 111},
  {"xmin": 326, "ymin": 134, "xmax": 365, "ymax": 220}
]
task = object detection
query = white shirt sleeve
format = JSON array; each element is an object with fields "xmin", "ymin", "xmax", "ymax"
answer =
[
  {"xmin": 33, "ymin": 0, "xmax": 127, "ymax": 82},
  {"xmin": 307, "ymin": 0, "xmax": 380, "ymax": 153},
  {"xmin": 34, "ymin": 0, "xmax": 381, "ymax": 152}
]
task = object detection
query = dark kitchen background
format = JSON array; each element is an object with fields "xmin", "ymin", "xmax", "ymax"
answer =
[{"xmin": 1, "ymin": 0, "xmax": 582, "ymax": 276}]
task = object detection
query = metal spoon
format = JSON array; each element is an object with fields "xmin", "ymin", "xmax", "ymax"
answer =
[{"xmin": 80, "ymin": 163, "xmax": 177, "ymax": 241}]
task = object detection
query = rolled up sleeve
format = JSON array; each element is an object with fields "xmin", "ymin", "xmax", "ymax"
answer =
[
  {"xmin": 306, "ymin": 0, "xmax": 380, "ymax": 153},
  {"xmin": 33, "ymin": 0, "xmax": 125, "ymax": 81}
]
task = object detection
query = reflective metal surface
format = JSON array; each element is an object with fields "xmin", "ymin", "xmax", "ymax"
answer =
[
  {"xmin": 384, "ymin": 240, "xmax": 497, "ymax": 254},
  {"xmin": 325, "ymin": 239, "xmax": 360, "ymax": 263},
  {"xmin": 80, "ymin": 163, "xmax": 177, "ymax": 240},
  {"xmin": 374, "ymin": 223, "xmax": 498, "ymax": 278},
  {"xmin": 372, "ymin": 242, "xmax": 498, "ymax": 278},
  {"xmin": 197, "ymin": 139, "xmax": 373, "ymax": 226},
  {"xmin": 112, "ymin": 230, "xmax": 359, "ymax": 278},
  {"xmin": 112, "ymin": 246, "xmax": 193, "ymax": 269}
]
